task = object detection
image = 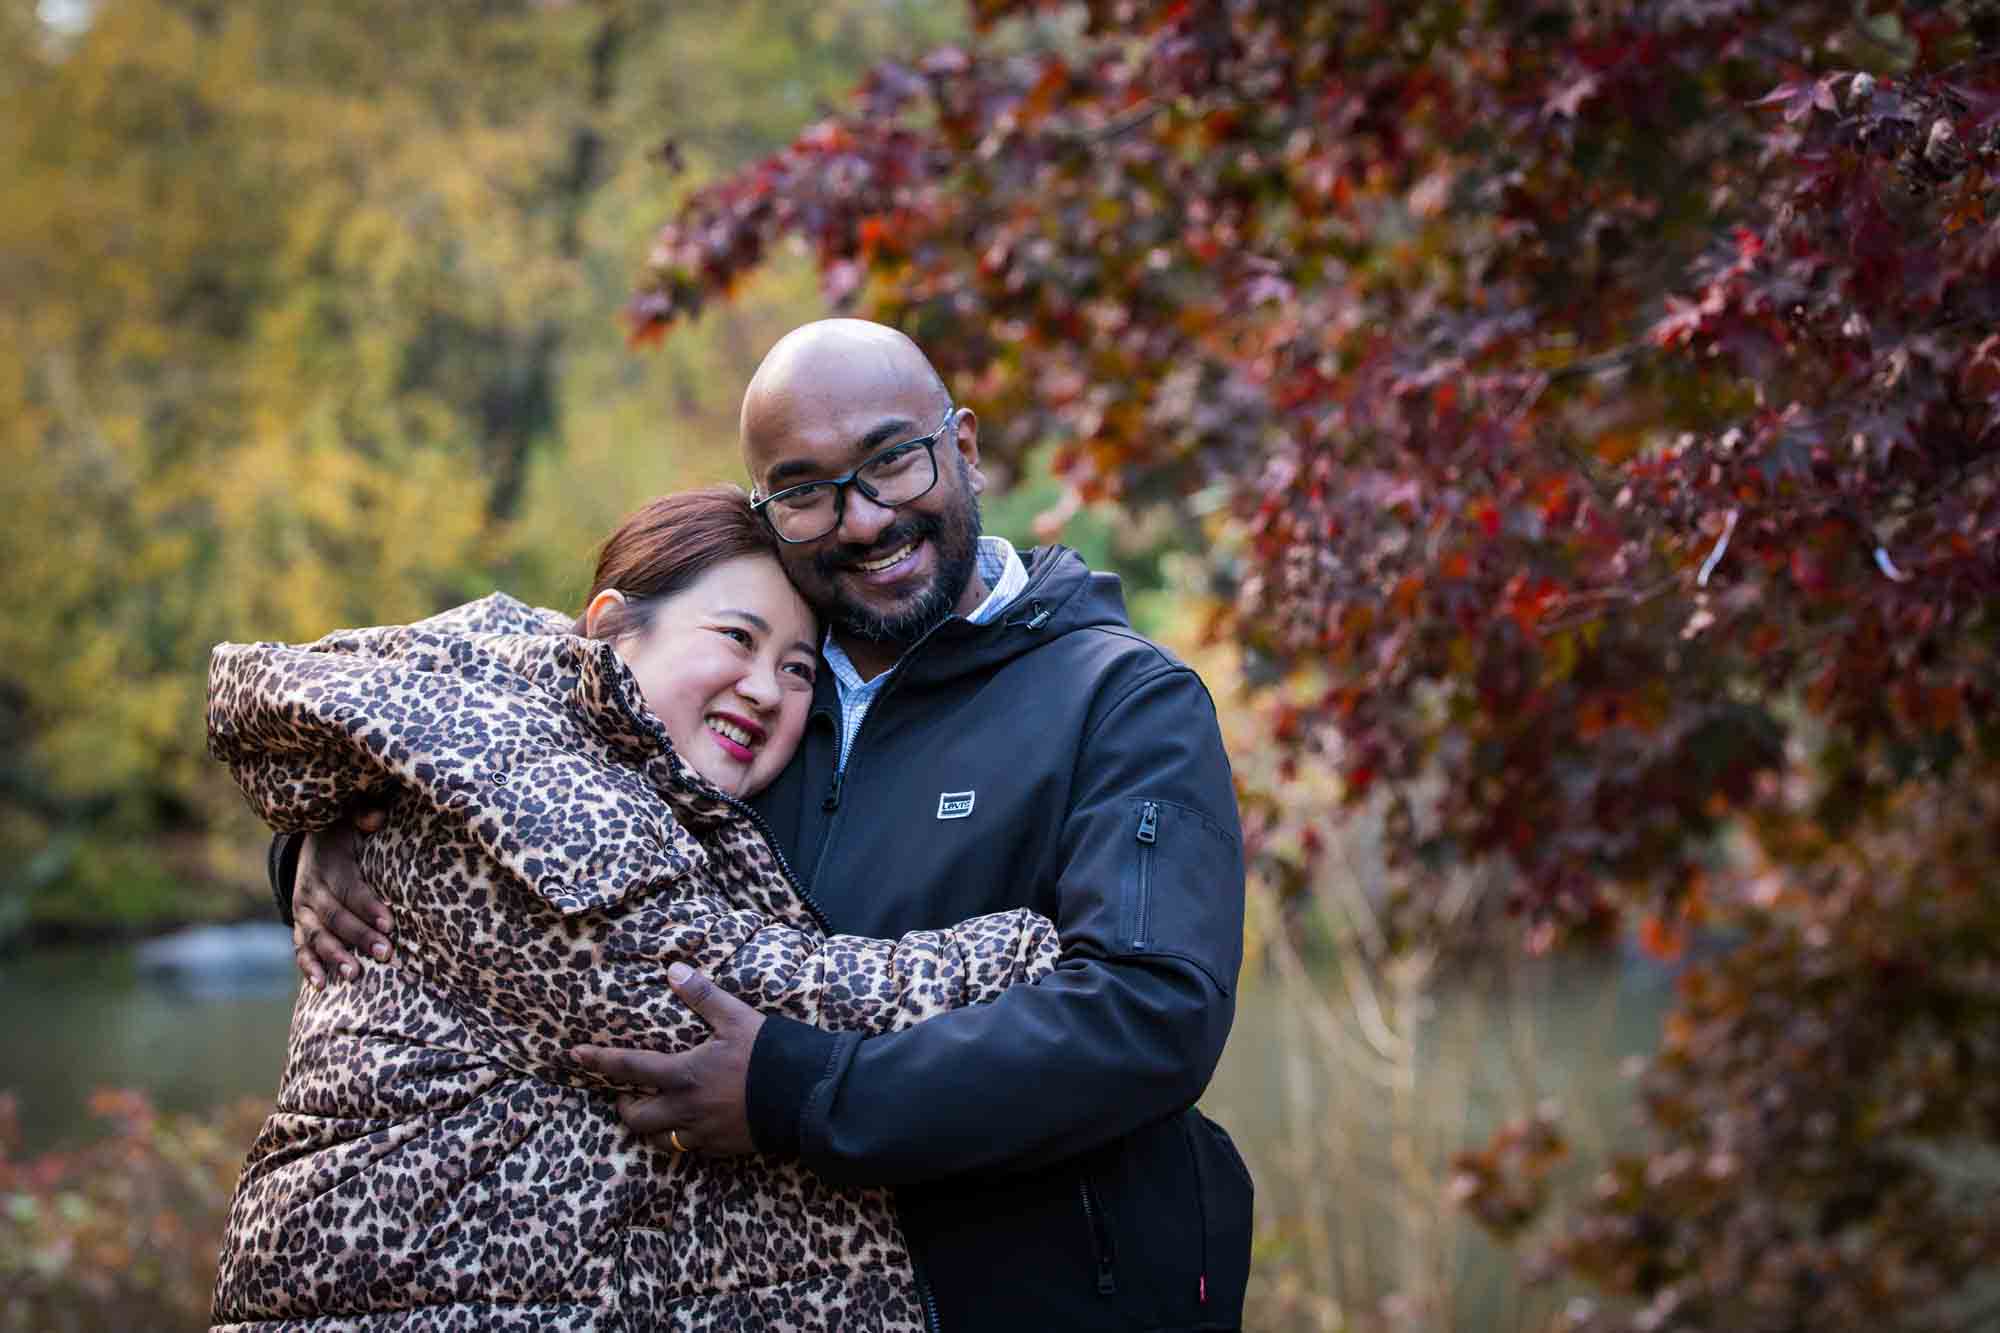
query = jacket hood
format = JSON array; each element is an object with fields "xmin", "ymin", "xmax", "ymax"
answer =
[
  {"xmin": 883, "ymin": 545, "xmax": 1133, "ymax": 692},
  {"xmin": 482, "ymin": 628, "xmax": 744, "ymax": 829},
  {"xmin": 307, "ymin": 593, "xmax": 741, "ymax": 826}
]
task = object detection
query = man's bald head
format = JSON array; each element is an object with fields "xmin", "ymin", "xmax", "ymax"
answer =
[{"xmin": 739, "ymin": 319, "xmax": 950, "ymax": 473}]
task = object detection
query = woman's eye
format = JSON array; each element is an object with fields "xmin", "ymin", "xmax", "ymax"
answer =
[
  {"xmin": 784, "ymin": 661, "xmax": 816, "ymax": 683},
  {"xmin": 718, "ymin": 627, "xmax": 753, "ymax": 646}
]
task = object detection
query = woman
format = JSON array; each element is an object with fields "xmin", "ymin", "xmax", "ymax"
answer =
[{"xmin": 205, "ymin": 486, "xmax": 1058, "ymax": 1331}]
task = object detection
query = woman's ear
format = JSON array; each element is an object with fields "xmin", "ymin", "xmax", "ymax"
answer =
[{"xmin": 583, "ymin": 588, "xmax": 628, "ymax": 640}]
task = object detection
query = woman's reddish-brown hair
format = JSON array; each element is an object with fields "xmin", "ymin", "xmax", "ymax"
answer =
[{"xmin": 572, "ymin": 485, "xmax": 778, "ymax": 640}]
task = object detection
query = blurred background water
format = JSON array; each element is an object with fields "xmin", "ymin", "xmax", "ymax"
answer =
[
  {"xmin": 1, "ymin": 929, "xmax": 1667, "ymax": 1155},
  {"xmin": 0, "ymin": 928, "xmax": 295, "ymax": 1152}
]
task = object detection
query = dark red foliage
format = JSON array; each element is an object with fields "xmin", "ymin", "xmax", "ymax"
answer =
[{"xmin": 632, "ymin": 0, "xmax": 1996, "ymax": 922}]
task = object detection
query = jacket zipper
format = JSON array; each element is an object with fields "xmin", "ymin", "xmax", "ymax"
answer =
[
  {"xmin": 924, "ymin": 1275, "xmax": 942, "ymax": 1333},
  {"xmin": 894, "ymin": 1196, "xmax": 944, "ymax": 1333},
  {"xmin": 1079, "ymin": 1175, "xmax": 1118, "ymax": 1296},
  {"xmin": 601, "ymin": 655, "xmax": 831, "ymax": 932},
  {"xmin": 809, "ymin": 558, "xmax": 1071, "ymax": 1331},
  {"xmin": 721, "ymin": 793, "xmax": 830, "ymax": 933},
  {"xmin": 1133, "ymin": 801, "xmax": 1159, "ymax": 950},
  {"xmin": 815, "ymin": 623, "xmax": 932, "ymax": 820},
  {"xmin": 1003, "ymin": 598, "xmax": 1051, "ymax": 629},
  {"xmin": 1181, "ymin": 1115, "xmax": 1210, "ymax": 1308}
]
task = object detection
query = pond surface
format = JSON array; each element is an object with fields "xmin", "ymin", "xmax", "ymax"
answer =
[
  {"xmin": 1, "ymin": 929, "xmax": 1671, "ymax": 1152},
  {"xmin": 0, "ymin": 932, "xmax": 299, "ymax": 1152}
]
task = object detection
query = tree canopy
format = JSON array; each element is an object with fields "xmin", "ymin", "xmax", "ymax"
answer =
[
  {"xmin": 628, "ymin": 1, "xmax": 2000, "ymax": 1327},
  {"xmin": 0, "ymin": 0, "xmax": 961, "ymax": 928}
]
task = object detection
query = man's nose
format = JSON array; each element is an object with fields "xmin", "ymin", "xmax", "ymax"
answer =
[{"xmin": 834, "ymin": 485, "xmax": 898, "ymax": 547}]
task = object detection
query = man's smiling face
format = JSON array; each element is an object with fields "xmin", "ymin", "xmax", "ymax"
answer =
[{"xmin": 740, "ymin": 322, "xmax": 989, "ymax": 654}]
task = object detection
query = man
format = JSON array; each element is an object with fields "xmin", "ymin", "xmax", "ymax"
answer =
[{"xmin": 282, "ymin": 319, "xmax": 1251, "ymax": 1331}]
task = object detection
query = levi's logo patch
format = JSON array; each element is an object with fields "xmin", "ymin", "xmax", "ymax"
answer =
[{"xmin": 936, "ymin": 791, "xmax": 975, "ymax": 820}]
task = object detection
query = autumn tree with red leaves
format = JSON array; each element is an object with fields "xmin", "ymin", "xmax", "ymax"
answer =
[{"xmin": 628, "ymin": 2, "xmax": 2000, "ymax": 1328}]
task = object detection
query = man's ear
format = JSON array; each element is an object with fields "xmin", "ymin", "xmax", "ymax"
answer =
[
  {"xmin": 583, "ymin": 588, "xmax": 628, "ymax": 640},
  {"xmin": 953, "ymin": 407, "xmax": 985, "ymax": 494}
]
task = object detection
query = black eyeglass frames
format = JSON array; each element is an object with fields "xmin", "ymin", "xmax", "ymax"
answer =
[{"xmin": 751, "ymin": 406, "xmax": 961, "ymax": 544}]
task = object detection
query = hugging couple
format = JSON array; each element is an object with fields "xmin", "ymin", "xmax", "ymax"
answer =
[{"xmin": 206, "ymin": 318, "xmax": 1252, "ymax": 1331}]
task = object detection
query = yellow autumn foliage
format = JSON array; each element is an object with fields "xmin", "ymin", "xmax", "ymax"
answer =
[{"xmin": 0, "ymin": 0, "xmax": 964, "ymax": 929}]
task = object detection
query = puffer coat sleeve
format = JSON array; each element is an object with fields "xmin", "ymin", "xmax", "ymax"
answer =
[{"xmin": 205, "ymin": 595, "xmax": 1058, "ymax": 1079}]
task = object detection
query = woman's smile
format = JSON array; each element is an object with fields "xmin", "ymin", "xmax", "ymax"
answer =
[{"xmin": 704, "ymin": 710, "xmax": 765, "ymax": 763}]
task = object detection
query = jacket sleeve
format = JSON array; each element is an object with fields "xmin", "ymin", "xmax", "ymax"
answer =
[
  {"xmin": 267, "ymin": 831, "xmax": 305, "ymax": 928},
  {"xmin": 253, "ymin": 594, "xmax": 570, "ymax": 922},
  {"xmin": 207, "ymin": 640, "xmax": 411, "ymax": 832},
  {"xmin": 408, "ymin": 593, "xmax": 571, "ymax": 637},
  {"xmin": 613, "ymin": 895, "xmax": 1061, "ymax": 1041},
  {"xmin": 209, "ymin": 627, "xmax": 1059, "ymax": 1078},
  {"xmin": 417, "ymin": 881, "xmax": 1062, "ymax": 1075},
  {"xmin": 745, "ymin": 664, "xmax": 1244, "ymax": 1185}
]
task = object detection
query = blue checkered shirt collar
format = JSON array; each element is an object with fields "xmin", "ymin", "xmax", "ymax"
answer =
[{"xmin": 821, "ymin": 536, "xmax": 1028, "ymax": 767}]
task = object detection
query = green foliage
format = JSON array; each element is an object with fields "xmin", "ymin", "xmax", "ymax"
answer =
[{"xmin": 980, "ymin": 443, "xmax": 1181, "ymax": 635}]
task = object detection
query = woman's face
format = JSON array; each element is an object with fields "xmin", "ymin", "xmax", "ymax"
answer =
[{"xmin": 603, "ymin": 554, "xmax": 818, "ymax": 798}]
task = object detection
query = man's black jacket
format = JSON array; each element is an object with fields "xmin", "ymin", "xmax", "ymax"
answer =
[{"xmin": 745, "ymin": 546, "xmax": 1251, "ymax": 1332}]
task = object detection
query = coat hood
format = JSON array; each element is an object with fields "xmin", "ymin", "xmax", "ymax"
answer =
[{"xmin": 881, "ymin": 545, "xmax": 1134, "ymax": 693}]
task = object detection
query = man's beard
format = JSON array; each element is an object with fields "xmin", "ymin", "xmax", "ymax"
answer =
[{"xmin": 810, "ymin": 483, "xmax": 982, "ymax": 647}]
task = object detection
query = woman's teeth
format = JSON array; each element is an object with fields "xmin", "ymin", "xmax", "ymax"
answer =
[
  {"xmin": 854, "ymin": 541, "xmax": 916, "ymax": 573},
  {"xmin": 708, "ymin": 717, "xmax": 755, "ymax": 748}
]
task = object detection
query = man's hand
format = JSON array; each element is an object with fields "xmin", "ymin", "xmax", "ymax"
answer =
[
  {"xmin": 292, "ymin": 808, "xmax": 394, "ymax": 987},
  {"xmin": 571, "ymin": 964, "xmax": 765, "ymax": 1156}
]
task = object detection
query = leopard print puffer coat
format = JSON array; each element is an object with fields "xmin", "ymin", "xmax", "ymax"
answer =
[{"xmin": 205, "ymin": 594, "xmax": 1059, "ymax": 1331}]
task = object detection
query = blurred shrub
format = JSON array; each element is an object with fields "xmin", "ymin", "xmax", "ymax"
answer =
[{"xmin": 0, "ymin": 1089, "xmax": 264, "ymax": 1332}]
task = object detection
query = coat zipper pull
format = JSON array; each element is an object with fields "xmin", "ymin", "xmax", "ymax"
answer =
[
  {"xmin": 1135, "ymin": 801, "xmax": 1158, "ymax": 844},
  {"xmin": 1007, "ymin": 599, "xmax": 1051, "ymax": 630},
  {"xmin": 822, "ymin": 766, "xmax": 845, "ymax": 812}
]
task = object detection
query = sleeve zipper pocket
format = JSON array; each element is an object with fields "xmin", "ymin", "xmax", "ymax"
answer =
[{"xmin": 1131, "ymin": 800, "xmax": 1159, "ymax": 950}]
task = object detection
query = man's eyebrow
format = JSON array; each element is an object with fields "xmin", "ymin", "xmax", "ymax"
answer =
[{"xmin": 764, "ymin": 416, "xmax": 919, "ymax": 488}]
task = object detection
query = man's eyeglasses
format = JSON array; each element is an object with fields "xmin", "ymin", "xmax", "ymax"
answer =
[{"xmin": 752, "ymin": 406, "xmax": 960, "ymax": 544}]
